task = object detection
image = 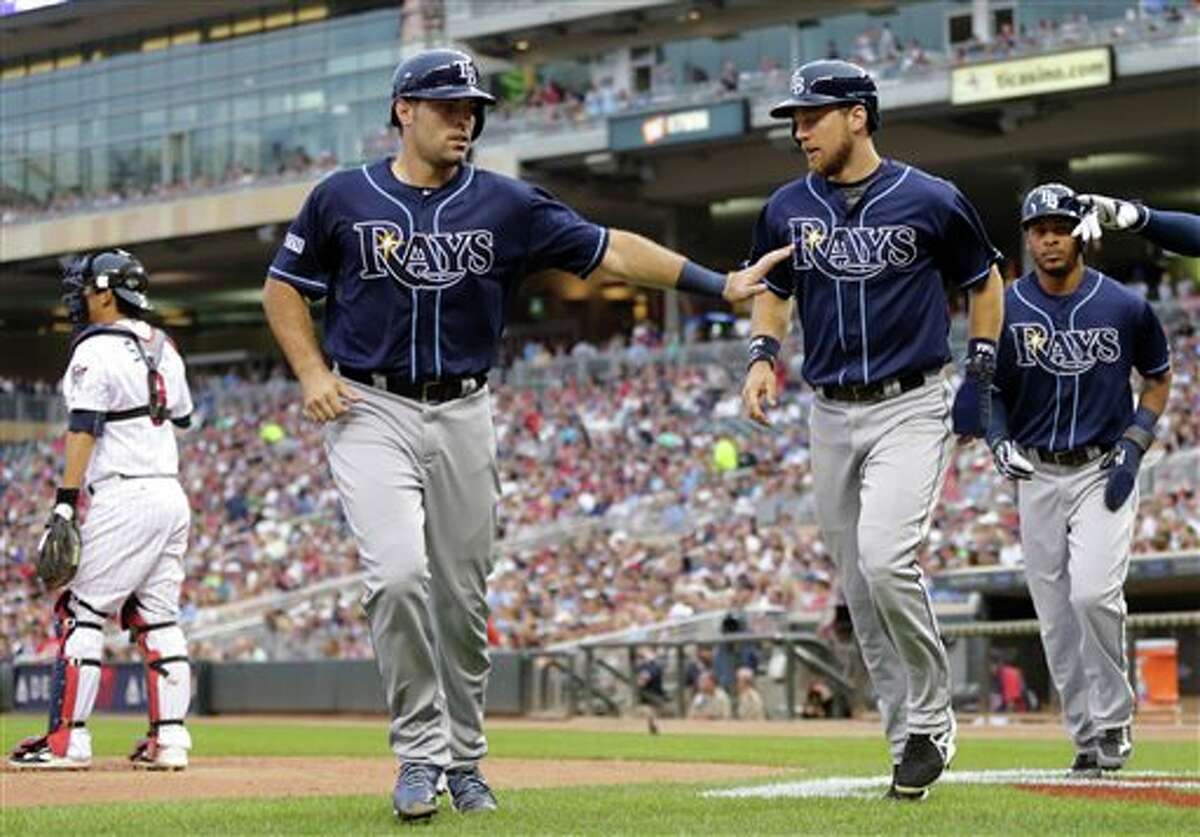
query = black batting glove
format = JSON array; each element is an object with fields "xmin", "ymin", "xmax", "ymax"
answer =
[{"xmin": 965, "ymin": 338, "xmax": 998, "ymax": 437}]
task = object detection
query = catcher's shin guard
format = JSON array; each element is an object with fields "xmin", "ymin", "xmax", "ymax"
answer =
[
  {"xmin": 121, "ymin": 596, "xmax": 192, "ymax": 750},
  {"xmin": 45, "ymin": 592, "xmax": 106, "ymax": 758}
]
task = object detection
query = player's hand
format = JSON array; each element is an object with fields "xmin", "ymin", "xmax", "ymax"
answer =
[
  {"xmin": 742, "ymin": 360, "xmax": 778, "ymax": 427},
  {"xmin": 988, "ymin": 439, "xmax": 1034, "ymax": 481},
  {"xmin": 299, "ymin": 367, "xmax": 361, "ymax": 422},
  {"xmin": 723, "ymin": 244, "xmax": 794, "ymax": 304},
  {"xmin": 1073, "ymin": 194, "xmax": 1146, "ymax": 245}
]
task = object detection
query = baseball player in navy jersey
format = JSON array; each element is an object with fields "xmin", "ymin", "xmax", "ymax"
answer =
[
  {"xmin": 985, "ymin": 183, "xmax": 1172, "ymax": 776},
  {"xmin": 739, "ymin": 60, "xmax": 1005, "ymax": 800},
  {"xmin": 262, "ymin": 47, "xmax": 788, "ymax": 821},
  {"xmin": 1072, "ymin": 193, "xmax": 1200, "ymax": 256},
  {"xmin": 9, "ymin": 250, "xmax": 194, "ymax": 772}
]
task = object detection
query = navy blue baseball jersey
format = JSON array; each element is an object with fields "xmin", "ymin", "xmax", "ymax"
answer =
[
  {"xmin": 749, "ymin": 159, "xmax": 1000, "ymax": 388},
  {"xmin": 994, "ymin": 268, "xmax": 1171, "ymax": 451},
  {"xmin": 269, "ymin": 159, "xmax": 609, "ymax": 378}
]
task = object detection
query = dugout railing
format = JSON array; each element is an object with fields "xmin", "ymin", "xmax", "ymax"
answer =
[{"xmin": 525, "ymin": 611, "xmax": 1200, "ymax": 722}]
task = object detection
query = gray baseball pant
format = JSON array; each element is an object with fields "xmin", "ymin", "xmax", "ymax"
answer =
[
  {"xmin": 1018, "ymin": 454, "xmax": 1136, "ymax": 747},
  {"xmin": 810, "ymin": 373, "xmax": 956, "ymax": 761},
  {"xmin": 324, "ymin": 382, "xmax": 498, "ymax": 768}
]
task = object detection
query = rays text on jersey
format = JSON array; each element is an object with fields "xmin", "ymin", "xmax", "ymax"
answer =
[
  {"xmin": 788, "ymin": 217, "xmax": 917, "ymax": 281},
  {"xmin": 1011, "ymin": 323, "xmax": 1121, "ymax": 375},
  {"xmin": 353, "ymin": 221, "xmax": 495, "ymax": 290}
]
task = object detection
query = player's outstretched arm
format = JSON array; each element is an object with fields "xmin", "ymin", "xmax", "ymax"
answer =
[
  {"xmin": 1074, "ymin": 194, "xmax": 1200, "ymax": 256},
  {"xmin": 741, "ymin": 291, "xmax": 792, "ymax": 427},
  {"xmin": 262, "ymin": 277, "xmax": 360, "ymax": 422},
  {"xmin": 588, "ymin": 229, "xmax": 792, "ymax": 303}
]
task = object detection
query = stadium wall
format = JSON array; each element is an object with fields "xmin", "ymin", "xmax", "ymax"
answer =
[{"xmin": 8, "ymin": 652, "xmax": 532, "ymax": 716}]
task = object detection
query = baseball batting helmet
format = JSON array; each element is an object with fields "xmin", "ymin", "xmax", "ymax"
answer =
[
  {"xmin": 62, "ymin": 249, "xmax": 153, "ymax": 325},
  {"xmin": 388, "ymin": 48, "xmax": 496, "ymax": 139},
  {"xmin": 770, "ymin": 59, "xmax": 880, "ymax": 132},
  {"xmin": 1021, "ymin": 182, "xmax": 1086, "ymax": 227}
]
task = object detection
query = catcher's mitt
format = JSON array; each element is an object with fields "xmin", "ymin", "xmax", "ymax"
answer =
[{"xmin": 37, "ymin": 504, "xmax": 81, "ymax": 589}]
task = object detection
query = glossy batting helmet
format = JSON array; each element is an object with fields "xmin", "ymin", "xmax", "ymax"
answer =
[
  {"xmin": 62, "ymin": 249, "xmax": 153, "ymax": 325},
  {"xmin": 1021, "ymin": 182, "xmax": 1086, "ymax": 227},
  {"xmin": 770, "ymin": 59, "xmax": 880, "ymax": 132},
  {"xmin": 388, "ymin": 48, "xmax": 496, "ymax": 139}
]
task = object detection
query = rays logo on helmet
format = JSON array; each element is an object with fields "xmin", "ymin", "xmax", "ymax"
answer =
[
  {"xmin": 791, "ymin": 72, "xmax": 806, "ymax": 97},
  {"xmin": 1037, "ymin": 189, "xmax": 1060, "ymax": 210},
  {"xmin": 454, "ymin": 59, "xmax": 478, "ymax": 87}
]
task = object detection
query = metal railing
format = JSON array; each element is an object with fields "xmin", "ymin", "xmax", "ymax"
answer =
[
  {"xmin": 530, "ymin": 631, "xmax": 851, "ymax": 721},
  {"xmin": 524, "ymin": 610, "xmax": 1200, "ymax": 721}
]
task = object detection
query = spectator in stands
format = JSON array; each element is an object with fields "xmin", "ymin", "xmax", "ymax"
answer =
[
  {"xmin": 734, "ymin": 666, "xmax": 767, "ymax": 720},
  {"xmin": 801, "ymin": 678, "xmax": 837, "ymax": 718},
  {"xmin": 902, "ymin": 38, "xmax": 930, "ymax": 71},
  {"xmin": 878, "ymin": 23, "xmax": 899, "ymax": 62},
  {"xmin": 719, "ymin": 60, "xmax": 739, "ymax": 93},
  {"xmin": 635, "ymin": 648, "xmax": 668, "ymax": 708},
  {"xmin": 990, "ymin": 651, "xmax": 1036, "ymax": 712},
  {"xmin": 688, "ymin": 670, "xmax": 732, "ymax": 719}
]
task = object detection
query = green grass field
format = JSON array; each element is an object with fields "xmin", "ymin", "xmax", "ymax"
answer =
[{"xmin": 3, "ymin": 714, "xmax": 1197, "ymax": 835}]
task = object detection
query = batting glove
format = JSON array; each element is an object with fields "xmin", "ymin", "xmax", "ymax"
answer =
[
  {"xmin": 1072, "ymin": 194, "xmax": 1147, "ymax": 244},
  {"xmin": 965, "ymin": 338, "xmax": 997, "ymax": 437},
  {"xmin": 1100, "ymin": 438, "xmax": 1144, "ymax": 511},
  {"xmin": 989, "ymin": 439, "xmax": 1034, "ymax": 481}
]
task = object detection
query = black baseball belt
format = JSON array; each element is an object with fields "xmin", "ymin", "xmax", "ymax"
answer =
[
  {"xmin": 1034, "ymin": 444, "xmax": 1111, "ymax": 467},
  {"xmin": 337, "ymin": 366, "xmax": 487, "ymax": 404},
  {"xmin": 820, "ymin": 368, "xmax": 935, "ymax": 404}
]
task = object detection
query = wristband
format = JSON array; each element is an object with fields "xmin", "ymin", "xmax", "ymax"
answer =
[
  {"xmin": 55, "ymin": 487, "xmax": 80, "ymax": 508},
  {"xmin": 1123, "ymin": 406, "xmax": 1158, "ymax": 452},
  {"xmin": 748, "ymin": 335, "xmax": 781, "ymax": 370},
  {"xmin": 677, "ymin": 260, "xmax": 727, "ymax": 299}
]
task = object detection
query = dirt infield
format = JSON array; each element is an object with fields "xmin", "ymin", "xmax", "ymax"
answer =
[
  {"xmin": 1019, "ymin": 783, "xmax": 1200, "ymax": 809},
  {"xmin": 1, "ymin": 757, "xmax": 787, "ymax": 809}
]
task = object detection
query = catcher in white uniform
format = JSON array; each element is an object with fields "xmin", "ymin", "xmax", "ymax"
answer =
[{"xmin": 9, "ymin": 250, "xmax": 194, "ymax": 771}]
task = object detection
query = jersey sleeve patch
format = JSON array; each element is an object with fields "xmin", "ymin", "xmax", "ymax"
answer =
[
  {"xmin": 284, "ymin": 232, "xmax": 306, "ymax": 255},
  {"xmin": 270, "ymin": 185, "xmax": 332, "ymax": 300}
]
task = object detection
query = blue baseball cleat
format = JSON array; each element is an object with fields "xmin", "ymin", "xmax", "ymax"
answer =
[
  {"xmin": 446, "ymin": 765, "xmax": 498, "ymax": 813},
  {"xmin": 393, "ymin": 762, "xmax": 442, "ymax": 821}
]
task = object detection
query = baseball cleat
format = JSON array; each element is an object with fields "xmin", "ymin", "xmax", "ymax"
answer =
[
  {"xmin": 8, "ymin": 736, "xmax": 91, "ymax": 770},
  {"xmin": 130, "ymin": 737, "xmax": 188, "ymax": 771},
  {"xmin": 884, "ymin": 766, "xmax": 928, "ymax": 801},
  {"xmin": 393, "ymin": 762, "xmax": 442, "ymax": 821},
  {"xmin": 446, "ymin": 765, "xmax": 498, "ymax": 813},
  {"xmin": 1097, "ymin": 726, "xmax": 1132, "ymax": 771},
  {"xmin": 893, "ymin": 715, "xmax": 956, "ymax": 795},
  {"xmin": 1068, "ymin": 747, "xmax": 1101, "ymax": 779}
]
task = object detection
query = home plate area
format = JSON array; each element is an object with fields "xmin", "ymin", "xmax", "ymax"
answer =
[{"xmin": 705, "ymin": 770, "xmax": 1200, "ymax": 806}]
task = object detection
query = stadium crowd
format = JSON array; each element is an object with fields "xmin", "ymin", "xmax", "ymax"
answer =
[{"xmin": 2, "ymin": 326, "xmax": 1197, "ymax": 663}]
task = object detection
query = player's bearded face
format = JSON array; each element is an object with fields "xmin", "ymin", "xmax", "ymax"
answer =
[
  {"xmin": 793, "ymin": 106, "xmax": 854, "ymax": 178},
  {"xmin": 408, "ymin": 99, "xmax": 476, "ymax": 166},
  {"xmin": 1026, "ymin": 218, "xmax": 1082, "ymax": 277}
]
